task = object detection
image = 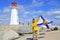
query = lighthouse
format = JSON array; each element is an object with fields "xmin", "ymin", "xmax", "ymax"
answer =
[{"xmin": 10, "ymin": 2, "xmax": 19, "ymax": 25}]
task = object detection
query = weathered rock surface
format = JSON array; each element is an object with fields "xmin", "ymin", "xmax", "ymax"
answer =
[{"xmin": 0, "ymin": 30, "xmax": 20, "ymax": 40}]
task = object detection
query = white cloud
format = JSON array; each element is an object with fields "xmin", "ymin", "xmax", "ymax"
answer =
[
  {"xmin": 0, "ymin": 21, "xmax": 9, "ymax": 24},
  {"xmin": 47, "ymin": 10, "xmax": 60, "ymax": 20},
  {"xmin": 2, "ymin": 8, "xmax": 10, "ymax": 13},
  {"xmin": 45, "ymin": 1, "xmax": 59, "ymax": 6},
  {"xmin": 0, "ymin": 15, "xmax": 10, "ymax": 21},
  {"xmin": 19, "ymin": 0, "xmax": 44, "ymax": 10},
  {"xmin": 53, "ymin": 11, "xmax": 60, "ymax": 13},
  {"xmin": 18, "ymin": 5, "xmax": 25, "ymax": 10},
  {"xmin": 55, "ymin": 16, "xmax": 60, "ymax": 19},
  {"xmin": 25, "ymin": 10, "xmax": 45, "ymax": 14},
  {"xmin": 0, "ymin": 18, "xmax": 10, "ymax": 20},
  {"xmin": 32, "ymin": 0, "xmax": 43, "ymax": 5},
  {"xmin": 32, "ymin": 0, "xmax": 37, "ymax": 3},
  {"xmin": 0, "ymin": 9, "xmax": 1, "ymax": 12},
  {"xmin": 0, "ymin": 13, "xmax": 10, "ymax": 19},
  {"xmin": 22, "ymin": 15, "xmax": 27, "ymax": 18},
  {"xmin": 0, "ymin": 7, "xmax": 11, "ymax": 24},
  {"xmin": 47, "ymin": 10, "xmax": 60, "ymax": 15},
  {"xmin": 0, "ymin": 14, "xmax": 8, "ymax": 17},
  {"xmin": 23, "ymin": 11, "xmax": 30, "ymax": 14},
  {"xmin": 16, "ymin": 1, "xmax": 45, "ymax": 15},
  {"xmin": 28, "ymin": 2, "xmax": 44, "ymax": 8},
  {"xmin": 19, "ymin": 10, "xmax": 45, "ymax": 20},
  {"xmin": 35, "ymin": 11, "xmax": 45, "ymax": 14},
  {"xmin": 19, "ymin": 10, "xmax": 46, "ymax": 19}
]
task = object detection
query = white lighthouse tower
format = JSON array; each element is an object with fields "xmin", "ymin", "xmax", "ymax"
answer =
[{"xmin": 10, "ymin": 2, "xmax": 19, "ymax": 25}]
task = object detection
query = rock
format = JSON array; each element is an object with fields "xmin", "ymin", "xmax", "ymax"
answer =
[
  {"xmin": 0, "ymin": 31, "xmax": 4, "ymax": 40},
  {"xmin": 46, "ymin": 29, "xmax": 51, "ymax": 32},
  {"xmin": 0, "ymin": 25, "xmax": 19, "ymax": 32},
  {"xmin": 2, "ymin": 30, "xmax": 20, "ymax": 40},
  {"xmin": 18, "ymin": 25, "xmax": 32, "ymax": 34}
]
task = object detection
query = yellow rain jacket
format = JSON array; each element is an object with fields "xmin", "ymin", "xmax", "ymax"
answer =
[{"xmin": 31, "ymin": 17, "xmax": 40, "ymax": 32}]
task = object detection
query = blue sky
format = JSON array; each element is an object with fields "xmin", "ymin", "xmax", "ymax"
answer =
[{"xmin": 0, "ymin": 0, "xmax": 60, "ymax": 26}]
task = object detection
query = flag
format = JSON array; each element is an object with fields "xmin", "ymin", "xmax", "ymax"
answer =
[{"xmin": 37, "ymin": 15, "xmax": 53, "ymax": 29}]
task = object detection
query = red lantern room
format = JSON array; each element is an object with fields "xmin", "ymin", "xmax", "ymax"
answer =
[{"xmin": 11, "ymin": 2, "xmax": 17, "ymax": 8}]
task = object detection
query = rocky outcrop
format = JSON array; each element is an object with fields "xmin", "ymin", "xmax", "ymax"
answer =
[{"xmin": 2, "ymin": 30, "xmax": 20, "ymax": 40}]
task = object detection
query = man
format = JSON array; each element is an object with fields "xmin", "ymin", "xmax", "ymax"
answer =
[{"xmin": 31, "ymin": 16, "xmax": 40, "ymax": 40}]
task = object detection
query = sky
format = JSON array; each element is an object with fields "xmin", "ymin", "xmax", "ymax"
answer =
[{"xmin": 0, "ymin": 0, "xmax": 60, "ymax": 26}]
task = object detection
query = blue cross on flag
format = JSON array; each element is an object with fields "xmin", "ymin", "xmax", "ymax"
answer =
[{"xmin": 37, "ymin": 15, "xmax": 53, "ymax": 29}]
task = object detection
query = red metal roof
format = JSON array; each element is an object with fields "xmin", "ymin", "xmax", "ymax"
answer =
[
  {"xmin": 12, "ymin": 2, "xmax": 17, "ymax": 6},
  {"xmin": 12, "ymin": 2, "xmax": 17, "ymax": 4}
]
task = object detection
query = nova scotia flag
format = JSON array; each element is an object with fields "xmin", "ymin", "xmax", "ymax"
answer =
[{"xmin": 37, "ymin": 15, "xmax": 53, "ymax": 29}]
